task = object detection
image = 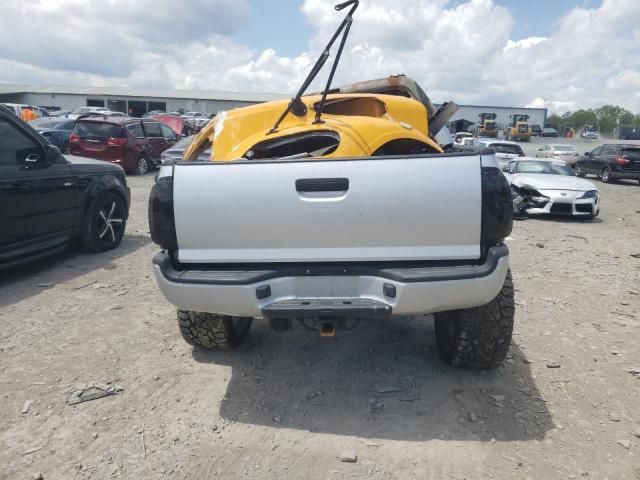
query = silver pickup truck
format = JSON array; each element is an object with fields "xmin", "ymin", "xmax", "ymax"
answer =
[{"xmin": 149, "ymin": 149, "xmax": 514, "ymax": 369}]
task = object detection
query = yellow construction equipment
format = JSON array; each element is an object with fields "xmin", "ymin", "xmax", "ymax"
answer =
[{"xmin": 505, "ymin": 114, "xmax": 531, "ymax": 142}]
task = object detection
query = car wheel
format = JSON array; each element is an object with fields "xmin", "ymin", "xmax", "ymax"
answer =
[
  {"xmin": 177, "ymin": 310, "xmax": 253, "ymax": 349},
  {"xmin": 434, "ymin": 269, "xmax": 514, "ymax": 369},
  {"xmin": 601, "ymin": 166, "xmax": 612, "ymax": 183},
  {"xmin": 574, "ymin": 164, "xmax": 586, "ymax": 177},
  {"xmin": 135, "ymin": 156, "xmax": 150, "ymax": 175},
  {"xmin": 81, "ymin": 192, "xmax": 127, "ymax": 252}
]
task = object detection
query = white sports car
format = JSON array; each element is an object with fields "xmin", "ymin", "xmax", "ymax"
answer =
[{"xmin": 505, "ymin": 158, "xmax": 600, "ymax": 218}]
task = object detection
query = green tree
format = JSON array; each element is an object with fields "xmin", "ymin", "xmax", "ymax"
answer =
[
  {"xmin": 619, "ymin": 111, "xmax": 635, "ymax": 126},
  {"xmin": 594, "ymin": 105, "xmax": 633, "ymax": 134},
  {"xmin": 569, "ymin": 109, "xmax": 597, "ymax": 129},
  {"xmin": 546, "ymin": 114, "xmax": 562, "ymax": 128}
]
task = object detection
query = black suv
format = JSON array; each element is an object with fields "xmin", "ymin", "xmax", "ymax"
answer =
[
  {"xmin": 575, "ymin": 144, "xmax": 640, "ymax": 183},
  {"xmin": 0, "ymin": 105, "xmax": 130, "ymax": 269}
]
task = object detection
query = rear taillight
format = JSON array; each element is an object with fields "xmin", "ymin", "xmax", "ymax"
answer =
[
  {"xmin": 107, "ymin": 137, "xmax": 128, "ymax": 146},
  {"xmin": 149, "ymin": 176, "xmax": 177, "ymax": 250},
  {"xmin": 481, "ymin": 167, "xmax": 513, "ymax": 248},
  {"xmin": 69, "ymin": 134, "xmax": 80, "ymax": 143},
  {"xmin": 615, "ymin": 156, "xmax": 629, "ymax": 165}
]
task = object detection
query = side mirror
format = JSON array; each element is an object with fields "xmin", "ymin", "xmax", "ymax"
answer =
[
  {"xmin": 584, "ymin": 152, "xmax": 590, "ymax": 156},
  {"xmin": 46, "ymin": 144, "xmax": 62, "ymax": 163},
  {"xmin": 502, "ymin": 165, "xmax": 510, "ymax": 173}
]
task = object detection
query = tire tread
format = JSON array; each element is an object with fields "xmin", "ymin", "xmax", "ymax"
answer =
[{"xmin": 435, "ymin": 270, "xmax": 515, "ymax": 369}]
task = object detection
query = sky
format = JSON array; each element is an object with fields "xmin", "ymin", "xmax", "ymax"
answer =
[{"xmin": 1, "ymin": 0, "xmax": 639, "ymax": 113}]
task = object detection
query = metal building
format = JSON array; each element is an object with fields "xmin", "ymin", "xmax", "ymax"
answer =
[
  {"xmin": 0, "ymin": 84, "xmax": 288, "ymax": 117},
  {"xmin": 448, "ymin": 104, "xmax": 548, "ymax": 132},
  {"xmin": 0, "ymin": 83, "xmax": 547, "ymax": 129}
]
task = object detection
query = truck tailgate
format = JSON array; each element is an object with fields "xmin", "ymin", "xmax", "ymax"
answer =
[{"xmin": 172, "ymin": 155, "xmax": 482, "ymax": 263}]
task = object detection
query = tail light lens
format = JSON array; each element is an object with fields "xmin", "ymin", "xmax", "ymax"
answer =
[
  {"xmin": 69, "ymin": 134, "xmax": 80, "ymax": 143},
  {"xmin": 149, "ymin": 176, "xmax": 178, "ymax": 250},
  {"xmin": 615, "ymin": 156, "xmax": 629, "ymax": 165},
  {"xmin": 107, "ymin": 137, "xmax": 127, "ymax": 146},
  {"xmin": 481, "ymin": 167, "xmax": 512, "ymax": 248}
]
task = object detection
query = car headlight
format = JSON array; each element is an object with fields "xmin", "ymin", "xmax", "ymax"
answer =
[{"xmin": 579, "ymin": 190, "xmax": 598, "ymax": 199}]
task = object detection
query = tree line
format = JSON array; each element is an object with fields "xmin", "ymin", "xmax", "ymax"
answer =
[{"xmin": 546, "ymin": 105, "xmax": 640, "ymax": 134}]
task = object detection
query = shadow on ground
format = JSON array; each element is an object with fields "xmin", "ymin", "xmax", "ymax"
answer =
[
  {"xmin": 193, "ymin": 315, "xmax": 552, "ymax": 442},
  {"xmin": 0, "ymin": 234, "xmax": 151, "ymax": 307}
]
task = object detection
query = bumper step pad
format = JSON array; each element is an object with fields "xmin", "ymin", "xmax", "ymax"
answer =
[{"xmin": 262, "ymin": 298, "xmax": 392, "ymax": 319}]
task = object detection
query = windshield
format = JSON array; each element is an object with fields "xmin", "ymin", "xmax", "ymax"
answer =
[
  {"xmin": 170, "ymin": 135, "xmax": 195, "ymax": 150},
  {"xmin": 73, "ymin": 121, "xmax": 122, "ymax": 139},
  {"xmin": 491, "ymin": 144, "xmax": 523, "ymax": 154},
  {"xmin": 517, "ymin": 161, "xmax": 574, "ymax": 176},
  {"xmin": 552, "ymin": 145, "xmax": 575, "ymax": 152}
]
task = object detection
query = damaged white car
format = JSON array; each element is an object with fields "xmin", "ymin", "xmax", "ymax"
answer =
[{"xmin": 505, "ymin": 158, "xmax": 600, "ymax": 219}]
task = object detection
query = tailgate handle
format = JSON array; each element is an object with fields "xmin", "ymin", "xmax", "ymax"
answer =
[{"xmin": 296, "ymin": 178, "xmax": 349, "ymax": 193}]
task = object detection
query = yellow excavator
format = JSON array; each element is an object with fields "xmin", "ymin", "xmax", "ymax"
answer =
[
  {"xmin": 475, "ymin": 112, "xmax": 498, "ymax": 137},
  {"xmin": 505, "ymin": 114, "xmax": 531, "ymax": 142}
]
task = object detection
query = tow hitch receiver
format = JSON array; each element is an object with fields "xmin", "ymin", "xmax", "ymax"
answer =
[{"xmin": 320, "ymin": 319, "xmax": 337, "ymax": 337}]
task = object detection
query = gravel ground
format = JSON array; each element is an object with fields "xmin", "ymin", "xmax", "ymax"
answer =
[{"xmin": 1, "ymin": 136, "xmax": 639, "ymax": 480}]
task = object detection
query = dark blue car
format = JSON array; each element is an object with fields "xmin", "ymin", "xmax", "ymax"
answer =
[{"xmin": 30, "ymin": 118, "xmax": 76, "ymax": 152}]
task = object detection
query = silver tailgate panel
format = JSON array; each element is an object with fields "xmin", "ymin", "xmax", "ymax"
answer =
[{"xmin": 173, "ymin": 156, "xmax": 482, "ymax": 263}]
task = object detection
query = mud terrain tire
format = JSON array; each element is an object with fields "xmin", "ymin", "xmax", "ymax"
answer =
[
  {"xmin": 177, "ymin": 310, "xmax": 252, "ymax": 349},
  {"xmin": 434, "ymin": 269, "xmax": 515, "ymax": 369}
]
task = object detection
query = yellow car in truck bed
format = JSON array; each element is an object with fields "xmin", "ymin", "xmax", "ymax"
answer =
[{"xmin": 184, "ymin": 92, "xmax": 443, "ymax": 162}]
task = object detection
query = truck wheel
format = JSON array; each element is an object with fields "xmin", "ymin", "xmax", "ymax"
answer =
[
  {"xmin": 177, "ymin": 310, "xmax": 252, "ymax": 349},
  {"xmin": 434, "ymin": 269, "xmax": 514, "ymax": 369}
]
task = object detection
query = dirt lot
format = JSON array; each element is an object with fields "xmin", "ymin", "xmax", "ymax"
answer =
[{"xmin": 1, "ymin": 137, "xmax": 640, "ymax": 480}]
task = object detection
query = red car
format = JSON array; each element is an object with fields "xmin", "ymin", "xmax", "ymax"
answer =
[{"xmin": 69, "ymin": 117, "xmax": 179, "ymax": 174}]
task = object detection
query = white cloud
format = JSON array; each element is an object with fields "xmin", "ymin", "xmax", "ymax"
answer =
[
  {"xmin": 0, "ymin": 0, "xmax": 639, "ymax": 113},
  {"xmin": 503, "ymin": 37, "xmax": 548, "ymax": 53}
]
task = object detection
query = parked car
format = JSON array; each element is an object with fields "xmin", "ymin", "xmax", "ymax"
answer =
[
  {"xmin": 30, "ymin": 117, "xmax": 76, "ymax": 152},
  {"xmin": 506, "ymin": 158, "xmax": 599, "ymax": 219},
  {"xmin": 151, "ymin": 114, "xmax": 195, "ymax": 137},
  {"xmin": 541, "ymin": 127, "xmax": 559, "ymax": 137},
  {"xmin": 69, "ymin": 117, "xmax": 179, "ymax": 175},
  {"xmin": 574, "ymin": 144, "xmax": 640, "ymax": 183},
  {"xmin": 581, "ymin": 127, "xmax": 598, "ymax": 139},
  {"xmin": 475, "ymin": 140, "xmax": 525, "ymax": 169},
  {"xmin": 535, "ymin": 144, "xmax": 580, "ymax": 164},
  {"xmin": 180, "ymin": 111, "xmax": 206, "ymax": 120},
  {"xmin": 48, "ymin": 109, "xmax": 73, "ymax": 118},
  {"xmin": 159, "ymin": 135, "xmax": 212, "ymax": 163},
  {"xmin": 530, "ymin": 125, "xmax": 542, "ymax": 137},
  {"xmin": 66, "ymin": 107, "xmax": 112, "ymax": 119},
  {"xmin": 0, "ymin": 105, "xmax": 130, "ymax": 269},
  {"xmin": 453, "ymin": 132, "xmax": 473, "ymax": 144},
  {"xmin": 143, "ymin": 110, "xmax": 166, "ymax": 118},
  {"xmin": 2, "ymin": 103, "xmax": 46, "ymax": 120}
]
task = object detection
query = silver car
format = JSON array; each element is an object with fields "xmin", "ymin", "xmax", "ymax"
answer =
[
  {"xmin": 476, "ymin": 140, "xmax": 524, "ymax": 169},
  {"xmin": 535, "ymin": 144, "xmax": 580, "ymax": 164}
]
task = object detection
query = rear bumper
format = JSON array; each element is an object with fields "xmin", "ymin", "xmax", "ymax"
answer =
[{"xmin": 152, "ymin": 245, "xmax": 510, "ymax": 317}]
